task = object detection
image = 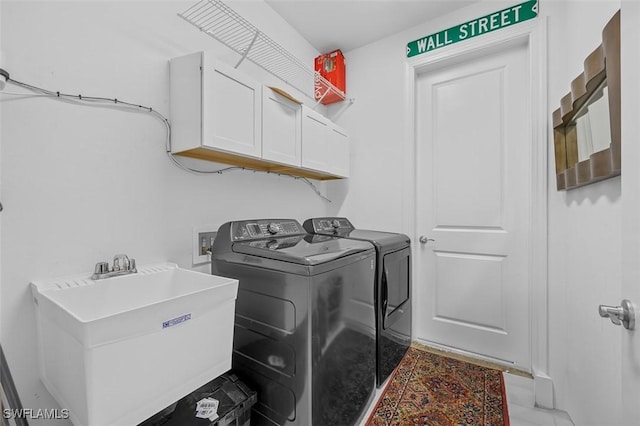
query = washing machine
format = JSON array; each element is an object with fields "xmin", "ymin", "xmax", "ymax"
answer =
[
  {"xmin": 211, "ymin": 219, "xmax": 376, "ymax": 426},
  {"xmin": 303, "ymin": 217, "xmax": 411, "ymax": 388}
]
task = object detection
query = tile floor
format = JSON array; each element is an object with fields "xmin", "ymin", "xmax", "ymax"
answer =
[
  {"xmin": 504, "ymin": 374, "xmax": 574, "ymax": 426},
  {"xmin": 359, "ymin": 372, "xmax": 574, "ymax": 426}
]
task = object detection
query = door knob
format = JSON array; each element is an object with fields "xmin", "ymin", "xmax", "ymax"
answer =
[
  {"xmin": 419, "ymin": 236, "xmax": 435, "ymax": 244},
  {"xmin": 598, "ymin": 299, "xmax": 635, "ymax": 330}
]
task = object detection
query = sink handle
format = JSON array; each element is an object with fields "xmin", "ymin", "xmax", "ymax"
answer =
[
  {"xmin": 91, "ymin": 254, "xmax": 137, "ymax": 280},
  {"xmin": 94, "ymin": 261, "xmax": 109, "ymax": 275},
  {"xmin": 113, "ymin": 254, "xmax": 130, "ymax": 271}
]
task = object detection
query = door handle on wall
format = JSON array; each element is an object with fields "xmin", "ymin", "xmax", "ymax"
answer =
[
  {"xmin": 598, "ymin": 299, "xmax": 635, "ymax": 330},
  {"xmin": 419, "ymin": 236, "xmax": 435, "ymax": 244}
]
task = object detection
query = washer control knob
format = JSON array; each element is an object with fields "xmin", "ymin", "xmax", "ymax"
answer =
[{"xmin": 267, "ymin": 223, "xmax": 280, "ymax": 234}]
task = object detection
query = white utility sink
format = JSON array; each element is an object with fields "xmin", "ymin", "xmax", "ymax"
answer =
[{"xmin": 30, "ymin": 262, "xmax": 238, "ymax": 426}]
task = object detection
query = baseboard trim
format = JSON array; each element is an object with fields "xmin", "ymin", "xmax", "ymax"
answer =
[{"xmin": 533, "ymin": 371, "xmax": 554, "ymax": 409}]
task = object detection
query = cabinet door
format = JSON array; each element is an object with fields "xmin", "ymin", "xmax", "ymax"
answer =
[
  {"xmin": 170, "ymin": 52, "xmax": 203, "ymax": 154},
  {"xmin": 262, "ymin": 87, "xmax": 301, "ymax": 167},
  {"xmin": 301, "ymin": 106, "xmax": 330, "ymax": 172},
  {"xmin": 202, "ymin": 55, "xmax": 262, "ymax": 158},
  {"xmin": 327, "ymin": 124, "xmax": 350, "ymax": 178}
]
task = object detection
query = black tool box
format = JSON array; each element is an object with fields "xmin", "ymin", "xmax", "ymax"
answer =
[{"xmin": 139, "ymin": 372, "xmax": 257, "ymax": 426}]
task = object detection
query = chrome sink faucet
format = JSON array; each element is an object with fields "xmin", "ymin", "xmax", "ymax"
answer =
[{"xmin": 91, "ymin": 254, "xmax": 138, "ymax": 280}]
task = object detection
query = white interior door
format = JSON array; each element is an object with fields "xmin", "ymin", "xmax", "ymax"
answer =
[
  {"xmin": 621, "ymin": 1, "xmax": 640, "ymax": 422},
  {"xmin": 414, "ymin": 38, "xmax": 531, "ymax": 370}
]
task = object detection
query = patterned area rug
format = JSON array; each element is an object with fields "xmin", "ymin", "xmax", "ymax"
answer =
[{"xmin": 366, "ymin": 346, "xmax": 509, "ymax": 426}]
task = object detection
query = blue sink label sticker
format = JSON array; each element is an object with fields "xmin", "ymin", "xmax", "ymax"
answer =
[{"xmin": 163, "ymin": 313, "xmax": 191, "ymax": 329}]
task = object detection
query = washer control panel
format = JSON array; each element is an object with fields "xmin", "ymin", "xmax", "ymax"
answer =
[{"xmin": 232, "ymin": 219, "xmax": 303, "ymax": 241}]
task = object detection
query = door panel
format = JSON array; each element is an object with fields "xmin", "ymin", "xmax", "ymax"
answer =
[
  {"xmin": 202, "ymin": 58, "xmax": 262, "ymax": 158},
  {"xmin": 379, "ymin": 246, "xmax": 412, "ymax": 387},
  {"xmin": 301, "ymin": 106, "xmax": 329, "ymax": 172},
  {"xmin": 262, "ymin": 87, "xmax": 301, "ymax": 167},
  {"xmin": 382, "ymin": 247, "xmax": 410, "ymax": 324},
  {"xmin": 327, "ymin": 125, "xmax": 350, "ymax": 178},
  {"xmin": 434, "ymin": 68, "xmax": 504, "ymax": 228},
  {"xmin": 434, "ymin": 252, "xmax": 505, "ymax": 331},
  {"xmin": 415, "ymin": 39, "xmax": 531, "ymax": 369}
]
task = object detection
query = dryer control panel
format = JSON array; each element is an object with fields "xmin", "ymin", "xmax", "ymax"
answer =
[
  {"xmin": 231, "ymin": 219, "xmax": 304, "ymax": 241},
  {"xmin": 303, "ymin": 217, "xmax": 355, "ymax": 235}
]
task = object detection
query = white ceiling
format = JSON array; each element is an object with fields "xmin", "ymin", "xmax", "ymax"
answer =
[{"xmin": 265, "ymin": 0, "xmax": 479, "ymax": 53}]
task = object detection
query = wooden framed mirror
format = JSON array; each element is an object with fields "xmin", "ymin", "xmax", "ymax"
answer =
[{"xmin": 553, "ymin": 10, "xmax": 620, "ymax": 190}]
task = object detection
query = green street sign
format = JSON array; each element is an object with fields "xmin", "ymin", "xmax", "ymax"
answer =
[{"xmin": 407, "ymin": 0, "xmax": 538, "ymax": 58}]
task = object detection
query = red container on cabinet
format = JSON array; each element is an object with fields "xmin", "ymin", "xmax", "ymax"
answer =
[{"xmin": 314, "ymin": 49, "xmax": 345, "ymax": 105}]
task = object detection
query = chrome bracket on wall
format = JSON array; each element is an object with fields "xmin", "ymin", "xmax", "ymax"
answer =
[
  {"xmin": 599, "ymin": 299, "xmax": 635, "ymax": 330},
  {"xmin": 235, "ymin": 30, "xmax": 259, "ymax": 69}
]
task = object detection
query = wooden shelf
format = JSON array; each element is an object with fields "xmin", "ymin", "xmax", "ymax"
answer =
[{"xmin": 174, "ymin": 148, "xmax": 344, "ymax": 181}]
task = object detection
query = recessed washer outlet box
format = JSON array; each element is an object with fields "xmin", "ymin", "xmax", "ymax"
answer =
[{"xmin": 193, "ymin": 225, "xmax": 219, "ymax": 265}]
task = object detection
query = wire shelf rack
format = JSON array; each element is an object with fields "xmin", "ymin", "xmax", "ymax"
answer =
[{"xmin": 178, "ymin": 0, "xmax": 348, "ymax": 104}]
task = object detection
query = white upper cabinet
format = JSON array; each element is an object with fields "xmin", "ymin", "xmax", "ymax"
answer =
[
  {"xmin": 301, "ymin": 106, "xmax": 349, "ymax": 178},
  {"xmin": 262, "ymin": 87, "xmax": 301, "ymax": 167},
  {"xmin": 327, "ymin": 124, "xmax": 350, "ymax": 178},
  {"xmin": 170, "ymin": 51, "xmax": 261, "ymax": 159},
  {"xmin": 170, "ymin": 51, "xmax": 348, "ymax": 180},
  {"xmin": 301, "ymin": 106, "xmax": 330, "ymax": 172},
  {"xmin": 203, "ymin": 56, "xmax": 262, "ymax": 158}
]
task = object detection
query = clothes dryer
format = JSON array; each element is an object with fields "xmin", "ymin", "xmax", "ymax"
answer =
[
  {"xmin": 211, "ymin": 219, "xmax": 376, "ymax": 426},
  {"xmin": 303, "ymin": 217, "xmax": 411, "ymax": 388}
]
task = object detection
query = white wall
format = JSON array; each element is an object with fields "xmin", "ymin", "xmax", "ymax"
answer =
[
  {"xmin": 0, "ymin": 1, "xmax": 329, "ymax": 424},
  {"xmin": 620, "ymin": 1, "xmax": 640, "ymax": 422},
  {"xmin": 0, "ymin": 0, "xmax": 3, "ymax": 346},
  {"xmin": 324, "ymin": 1, "xmax": 422, "ymax": 234},
  {"xmin": 334, "ymin": 0, "xmax": 624, "ymax": 424},
  {"xmin": 544, "ymin": 1, "xmax": 622, "ymax": 424}
]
